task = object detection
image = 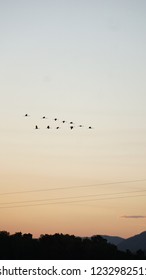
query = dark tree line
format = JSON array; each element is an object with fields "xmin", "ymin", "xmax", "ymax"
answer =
[{"xmin": 0, "ymin": 231, "xmax": 145, "ymax": 260}]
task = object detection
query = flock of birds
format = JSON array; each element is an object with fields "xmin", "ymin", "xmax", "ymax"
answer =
[{"xmin": 24, "ymin": 114, "xmax": 93, "ymax": 130}]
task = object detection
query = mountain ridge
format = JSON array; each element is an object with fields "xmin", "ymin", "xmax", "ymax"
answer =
[
  {"xmin": 101, "ymin": 235, "xmax": 125, "ymax": 245},
  {"xmin": 117, "ymin": 231, "xmax": 146, "ymax": 252},
  {"xmin": 92, "ymin": 231, "xmax": 146, "ymax": 252}
]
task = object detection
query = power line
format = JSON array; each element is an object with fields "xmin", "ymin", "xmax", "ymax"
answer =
[
  {"xmin": 0, "ymin": 193, "xmax": 146, "ymax": 209},
  {"xmin": 0, "ymin": 179, "xmax": 146, "ymax": 196},
  {"xmin": 1, "ymin": 188, "xmax": 146, "ymax": 206}
]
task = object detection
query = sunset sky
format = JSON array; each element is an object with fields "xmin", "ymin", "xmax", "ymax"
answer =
[{"xmin": 0, "ymin": 0, "xmax": 146, "ymax": 238}]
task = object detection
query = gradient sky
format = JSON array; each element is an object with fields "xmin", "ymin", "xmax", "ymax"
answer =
[{"xmin": 0, "ymin": 0, "xmax": 146, "ymax": 238}]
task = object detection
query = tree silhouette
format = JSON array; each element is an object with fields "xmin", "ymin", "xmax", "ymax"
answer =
[{"xmin": 0, "ymin": 231, "xmax": 145, "ymax": 260}]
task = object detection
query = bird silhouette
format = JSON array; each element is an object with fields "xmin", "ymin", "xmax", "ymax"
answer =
[
  {"xmin": 42, "ymin": 116, "xmax": 47, "ymax": 119},
  {"xmin": 54, "ymin": 118, "xmax": 57, "ymax": 121},
  {"xmin": 25, "ymin": 113, "xmax": 29, "ymax": 117},
  {"xmin": 79, "ymin": 125, "xmax": 83, "ymax": 127},
  {"xmin": 35, "ymin": 125, "xmax": 39, "ymax": 129},
  {"xmin": 56, "ymin": 126, "xmax": 60, "ymax": 129},
  {"xmin": 70, "ymin": 126, "xmax": 74, "ymax": 130},
  {"xmin": 46, "ymin": 125, "xmax": 50, "ymax": 129},
  {"xmin": 70, "ymin": 121, "xmax": 73, "ymax": 124},
  {"xmin": 62, "ymin": 120, "xmax": 66, "ymax": 123},
  {"xmin": 88, "ymin": 126, "xmax": 92, "ymax": 129}
]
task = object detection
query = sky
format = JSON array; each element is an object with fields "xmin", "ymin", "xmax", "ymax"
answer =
[{"xmin": 0, "ymin": 0, "xmax": 146, "ymax": 238}]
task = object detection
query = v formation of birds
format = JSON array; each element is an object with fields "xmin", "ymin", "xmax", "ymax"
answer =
[{"xmin": 24, "ymin": 114, "xmax": 93, "ymax": 130}]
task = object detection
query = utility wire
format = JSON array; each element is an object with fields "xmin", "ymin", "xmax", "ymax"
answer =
[
  {"xmin": 1, "ymin": 188, "xmax": 146, "ymax": 206},
  {"xmin": 0, "ymin": 193, "xmax": 146, "ymax": 209},
  {"xmin": 0, "ymin": 179, "xmax": 145, "ymax": 196}
]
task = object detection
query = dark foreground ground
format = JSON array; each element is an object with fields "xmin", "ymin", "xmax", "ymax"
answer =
[{"xmin": 0, "ymin": 231, "xmax": 145, "ymax": 259}]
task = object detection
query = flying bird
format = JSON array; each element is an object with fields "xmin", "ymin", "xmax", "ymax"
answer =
[
  {"xmin": 56, "ymin": 126, "xmax": 60, "ymax": 129},
  {"xmin": 54, "ymin": 118, "xmax": 58, "ymax": 121},
  {"xmin": 35, "ymin": 125, "xmax": 39, "ymax": 129},
  {"xmin": 42, "ymin": 116, "xmax": 47, "ymax": 119},
  {"xmin": 62, "ymin": 120, "xmax": 66, "ymax": 123},
  {"xmin": 88, "ymin": 126, "xmax": 92, "ymax": 129},
  {"xmin": 46, "ymin": 125, "xmax": 50, "ymax": 129},
  {"xmin": 24, "ymin": 114, "xmax": 29, "ymax": 117},
  {"xmin": 70, "ymin": 121, "xmax": 73, "ymax": 124},
  {"xmin": 70, "ymin": 126, "xmax": 74, "ymax": 130},
  {"xmin": 79, "ymin": 125, "xmax": 83, "ymax": 127}
]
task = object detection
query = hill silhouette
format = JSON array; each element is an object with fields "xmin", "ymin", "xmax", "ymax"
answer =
[
  {"xmin": 118, "ymin": 231, "xmax": 146, "ymax": 253},
  {"xmin": 0, "ymin": 231, "xmax": 146, "ymax": 260},
  {"xmin": 101, "ymin": 235, "xmax": 125, "ymax": 246}
]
